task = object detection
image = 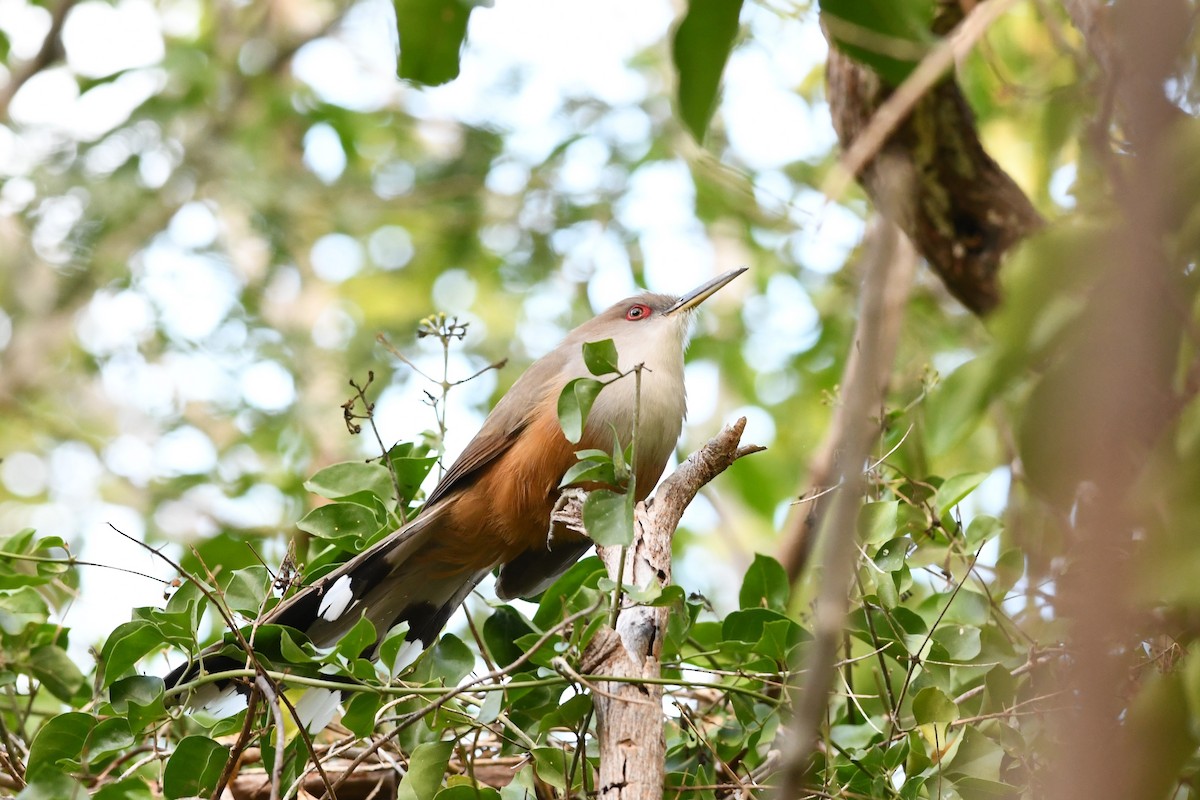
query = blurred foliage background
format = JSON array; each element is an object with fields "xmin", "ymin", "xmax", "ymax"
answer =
[
  {"xmin": 3, "ymin": 0, "xmax": 1200, "ymax": 797},
  {"xmin": 0, "ymin": 0, "xmax": 1071, "ymax": 639}
]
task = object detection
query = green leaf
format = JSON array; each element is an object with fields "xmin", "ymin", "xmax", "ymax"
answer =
[
  {"xmin": 108, "ymin": 676, "xmax": 166, "ymax": 733},
  {"xmin": 537, "ymin": 692, "xmax": 592, "ymax": 732},
  {"xmin": 532, "ymin": 556, "xmax": 605, "ymax": 628},
  {"xmin": 333, "ymin": 615, "xmax": 378, "ymax": 661},
  {"xmin": 874, "ymin": 570, "xmax": 900, "ymax": 608},
  {"xmin": 582, "ymin": 338, "xmax": 620, "ymax": 376},
  {"xmin": 163, "ymin": 579, "xmax": 206, "ymax": 631},
  {"xmin": 557, "ymin": 377, "xmax": 606, "ymax": 444},
  {"xmin": 965, "ymin": 515, "xmax": 1003, "ymax": 548},
  {"xmin": 738, "ymin": 553, "xmax": 789, "ymax": 611},
  {"xmin": 389, "ymin": 449, "xmax": 439, "ymax": 505},
  {"xmin": 84, "ymin": 717, "xmax": 134, "ymax": 764},
  {"xmin": 858, "ymin": 501, "xmax": 900, "ymax": 545},
  {"xmin": 277, "ymin": 627, "xmax": 317, "ymax": 664},
  {"xmin": 435, "ymin": 787, "xmax": 501, "ymax": 800},
  {"xmin": 938, "ymin": 590, "xmax": 990, "ymax": 626},
  {"xmin": 950, "ymin": 777, "xmax": 1020, "ymax": 800},
  {"xmin": 931, "ymin": 624, "xmax": 981, "ymax": 662},
  {"xmin": 754, "ymin": 618, "xmax": 797, "ymax": 662},
  {"xmin": 99, "ymin": 620, "xmax": 163, "ymax": 689},
  {"xmin": 304, "ymin": 461, "xmax": 396, "ymax": 502},
  {"xmin": 819, "ymin": 0, "xmax": 935, "ymax": 85},
  {"xmin": 26, "ymin": 712, "xmax": 94, "ymax": 779},
  {"xmin": 16, "ymin": 770, "xmax": 84, "ymax": 800},
  {"xmin": 397, "ymin": 740, "xmax": 455, "ymax": 800},
  {"xmin": 531, "ymin": 747, "xmax": 568, "ymax": 790},
  {"xmin": 981, "ymin": 665, "xmax": 1016, "ymax": 715},
  {"xmin": 436, "ymin": 786, "xmax": 501, "ymax": 800},
  {"xmin": 560, "ymin": 454, "xmax": 617, "ymax": 488},
  {"xmin": 990, "ymin": 548, "xmax": 1024, "ymax": 599},
  {"xmin": 394, "ymin": 0, "xmax": 476, "ymax": 86},
  {"xmin": 873, "ymin": 537, "xmax": 911, "ymax": 572},
  {"xmin": 673, "ymin": 0, "xmax": 744, "ymax": 141},
  {"xmin": 0, "ymin": 585, "xmax": 49, "ymax": 635},
  {"xmin": 476, "ymin": 687, "xmax": 503, "ymax": 724},
  {"xmin": 336, "ymin": 488, "xmax": 392, "ymax": 516},
  {"xmin": 608, "ymin": 427, "xmax": 626, "ymax": 469},
  {"xmin": 901, "ymin": 776, "xmax": 928, "ymax": 800},
  {"xmin": 936, "ymin": 472, "xmax": 989, "ymax": 517},
  {"xmin": 912, "ymin": 686, "xmax": 959, "ymax": 725},
  {"xmin": 500, "ymin": 763, "xmax": 538, "ymax": 800},
  {"xmin": 582, "ymin": 489, "xmax": 634, "ymax": 547},
  {"xmin": 1, "ymin": 528, "xmax": 36, "ymax": 552},
  {"xmin": 925, "ymin": 358, "xmax": 1000, "ymax": 455},
  {"xmin": 638, "ymin": 584, "xmax": 686, "ymax": 607},
  {"xmin": 297, "ymin": 502, "xmax": 380, "ymax": 544},
  {"xmin": 220, "ymin": 566, "xmax": 271, "ymax": 616},
  {"xmin": 722, "ymin": 608, "xmax": 803, "ymax": 648},
  {"xmin": 831, "ymin": 721, "xmax": 883, "ymax": 751},
  {"xmin": 483, "ymin": 605, "xmax": 535, "ymax": 666},
  {"xmin": 93, "ymin": 778, "xmax": 155, "ymax": 800},
  {"xmin": 0, "ymin": 530, "xmax": 69, "ymax": 589},
  {"xmin": 162, "ymin": 736, "xmax": 229, "ymax": 800},
  {"xmin": 30, "ymin": 644, "xmax": 85, "ymax": 702},
  {"xmin": 1127, "ymin": 671, "xmax": 1199, "ymax": 800},
  {"xmin": 511, "ymin": 632, "xmax": 562, "ymax": 670},
  {"xmin": 428, "ymin": 633, "xmax": 474, "ymax": 685},
  {"xmin": 342, "ymin": 692, "xmax": 383, "ymax": 737}
]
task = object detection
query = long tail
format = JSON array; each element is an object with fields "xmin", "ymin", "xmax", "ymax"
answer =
[
  {"xmin": 268, "ymin": 509, "xmax": 489, "ymax": 663},
  {"xmin": 164, "ymin": 507, "xmax": 489, "ymax": 723}
]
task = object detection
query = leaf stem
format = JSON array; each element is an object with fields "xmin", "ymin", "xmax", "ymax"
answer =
[
  {"xmin": 609, "ymin": 546, "xmax": 628, "ymax": 629},
  {"xmin": 606, "ymin": 363, "xmax": 642, "ymax": 628}
]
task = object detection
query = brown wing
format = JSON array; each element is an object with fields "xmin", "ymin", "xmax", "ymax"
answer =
[
  {"xmin": 422, "ymin": 343, "xmax": 571, "ymax": 506},
  {"xmin": 423, "ymin": 417, "xmax": 531, "ymax": 508},
  {"xmin": 423, "ymin": 351, "xmax": 566, "ymax": 508}
]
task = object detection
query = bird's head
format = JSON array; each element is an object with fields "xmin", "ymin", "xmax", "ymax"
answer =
[{"xmin": 575, "ymin": 267, "xmax": 747, "ymax": 364}]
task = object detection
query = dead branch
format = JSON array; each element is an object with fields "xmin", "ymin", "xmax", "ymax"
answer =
[
  {"xmin": 778, "ymin": 219, "xmax": 916, "ymax": 583},
  {"xmin": 553, "ymin": 419, "xmax": 763, "ymax": 800},
  {"xmin": 824, "ymin": 0, "xmax": 1044, "ymax": 315},
  {"xmin": 776, "ymin": 220, "xmax": 907, "ymax": 795}
]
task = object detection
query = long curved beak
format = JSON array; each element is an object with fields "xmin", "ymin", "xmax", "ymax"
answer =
[{"xmin": 663, "ymin": 267, "xmax": 748, "ymax": 316}]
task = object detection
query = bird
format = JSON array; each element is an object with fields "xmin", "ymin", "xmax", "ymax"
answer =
[{"xmin": 165, "ymin": 267, "xmax": 745, "ymax": 724}]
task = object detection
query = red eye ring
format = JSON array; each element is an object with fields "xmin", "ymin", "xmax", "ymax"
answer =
[{"xmin": 625, "ymin": 303, "xmax": 651, "ymax": 321}]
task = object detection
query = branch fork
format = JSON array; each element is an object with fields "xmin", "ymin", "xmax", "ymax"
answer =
[{"xmin": 553, "ymin": 417, "xmax": 763, "ymax": 800}]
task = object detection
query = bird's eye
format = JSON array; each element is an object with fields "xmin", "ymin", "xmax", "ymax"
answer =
[{"xmin": 625, "ymin": 304, "xmax": 651, "ymax": 321}]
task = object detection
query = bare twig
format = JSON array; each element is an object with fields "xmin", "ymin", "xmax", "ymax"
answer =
[
  {"xmin": 893, "ymin": 546, "xmax": 984, "ymax": 715},
  {"xmin": 344, "ymin": 371, "xmax": 408, "ymax": 517},
  {"xmin": 375, "ymin": 326, "xmax": 506, "ymax": 480},
  {"xmin": 320, "ymin": 598, "xmax": 606, "ymax": 798},
  {"xmin": 778, "ymin": 220, "xmax": 915, "ymax": 581},
  {"xmin": 776, "ymin": 221, "xmax": 909, "ymax": 796},
  {"xmin": 0, "ymin": 739, "xmax": 24, "ymax": 790},
  {"xmin": 0, "ymin": 548, "xmax": 169, "ymax": 586},
  {"xmin": 254, "ymin": 676, "xmax": 286, "ymax": 800},
  {"xmin": 212, "ymin": 688, "xmax": 262, "ymax": 800},
  {"xmin": 108, "ymin": 525, "xmax": 337, "ymax": 799}
]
